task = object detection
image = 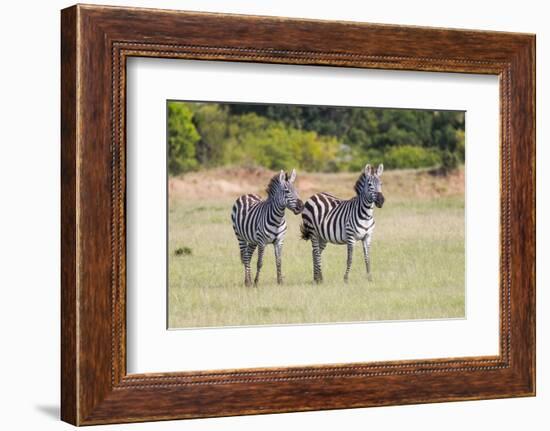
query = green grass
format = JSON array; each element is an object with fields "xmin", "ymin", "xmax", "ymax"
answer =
[{"xmin": 168, "ymin": 171, "xmax": 465, "ymax": 328}]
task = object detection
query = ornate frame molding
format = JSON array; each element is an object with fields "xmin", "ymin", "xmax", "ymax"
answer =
[{"xmin": 61, "ymin": 5, "xmax": 535, "ymax": 425}]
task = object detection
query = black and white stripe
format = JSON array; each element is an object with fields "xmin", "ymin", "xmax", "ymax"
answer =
[
  {"xmin": 300, "ymin": 164, "xmax": 384, "ymax": 283},
  {"xmin": 231, "ymin": 169, "xmax": 304, "ymax": 286}
]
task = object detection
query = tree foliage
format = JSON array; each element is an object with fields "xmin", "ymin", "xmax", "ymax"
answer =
[
  {"xmin": 167, "ymin": 103, "xmax": 200, "ymax": 175},
  {"xmin": 384, "ymin": 145, "xmax": 442, "ymax": 170},
  {"xmin": 167, "ymin": 101, "xmax": 465, "ymax": 175}
]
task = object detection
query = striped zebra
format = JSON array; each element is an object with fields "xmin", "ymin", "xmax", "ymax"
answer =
[
  {"xmin": 300, "ymin": 164, "xmax": 384, "ymax": 283},
  {"xmin": 231, "ymin": 169, "xmax": 304, "ymax": 287}
]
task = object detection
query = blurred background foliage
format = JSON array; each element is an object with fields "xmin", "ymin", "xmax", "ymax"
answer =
[{"xmin": 167, "ymin": 101, "xmax": 465, "ymax": 175}]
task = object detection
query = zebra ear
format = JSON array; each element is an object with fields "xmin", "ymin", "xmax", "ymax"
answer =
[
  {"xmin": 377, "ymin": 164, "xmax": 384, "ymax": 176},
  {"xmin": 364, "ymin": 164, "xmax": 372, "ymax": 176},
  {"xmin": 289, "ymin": 168, "xmax": 297, "ymax": 183},
  {"xmin": 279, "ymin": 170, "xmax": 286, "ymax": 182}
]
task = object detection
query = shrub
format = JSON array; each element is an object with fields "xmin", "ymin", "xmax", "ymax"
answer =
[
  {"xmin": 167, "ymin": 103, "xmax": 201, "ymax": 175},
  {"xmin": 440, "ymin": 150, "xmax": 460, "ymax": 175},
  {"xmin": 174, "ymin": 246, "xmax": 192, "ymax": 256},
  {"xmin": 221, "ymin": 113, "xmax": 341, "ymax": 172},
  {"xmin": 455, "ymin": 129, "xmax": 465, "ymax": 162},
  {"xmin": 344, "ymin": 148, "xmax": 384, "ymax": 172},
  {"xmin": 384, "ymin": 145, "xmax": 441, "ymax": 170}
]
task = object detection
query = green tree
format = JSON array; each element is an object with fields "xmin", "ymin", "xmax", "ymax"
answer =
[
  {"xmin": 168, "ymin": 102, "xmax": 466, "ymax": 173},
  {"xmin": 455, "ymin": 129, "xmax": 466, "ymax": 162},
  {"xmin": 191, "ymin": 104, "xmax": 230, "ymax": 166},
  {"xmin": 384, "ymin": 145, "xmax": 441, "ymax": 170},
  {"xmin": 440, "ymin": 150, "xmax": 460, "ymax": 175},
  {"xmin": 167, "ymin": 102, "xmax": 200, "ymax": 175}
]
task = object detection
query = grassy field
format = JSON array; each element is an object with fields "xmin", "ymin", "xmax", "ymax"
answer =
[{"xmin": 168, "ymin": 167, "xmax": 465, "ymax": 328}]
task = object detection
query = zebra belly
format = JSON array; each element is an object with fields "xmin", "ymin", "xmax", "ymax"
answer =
[
  {"xmin": 231, "ymin": 194, "xmax": 284, "ymax": 245},
  {"xmin": 319, "ymin": 220, "xmax": 347, "ymax": 244},
  {"xmin": 318, "ymin": 222, "xmax": 373, "ymax": 243},
  {"xmin": 247, "ymin": 225, "xmax": 286, "ymax": 245},
  {"xmin": 302, "ymin": 192, "xmax": 376, "ymax": 245},
  {"xmin": 303, "ymin": 193, "xmax": 344, "ymax": 243}
]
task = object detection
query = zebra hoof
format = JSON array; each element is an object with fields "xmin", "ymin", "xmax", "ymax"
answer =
[
  {"xmin": 343, "ymin": 277, "xmax": 349, "ymax": 284},
  {"xmin": 367, "ymin": 274, "xmax": 373, "ymax": 282}
]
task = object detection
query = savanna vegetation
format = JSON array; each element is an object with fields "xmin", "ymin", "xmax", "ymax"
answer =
[
  {"xmin": 168, "ymin": 101, "xmax": 465, "ymax": 176},
  {"xmin": 167, "ymin": 101, "xmax": 466, "ymax": 328},
  {"xmin": 168, "ymin": 167, "xmax": 465, "ymax": 328}
]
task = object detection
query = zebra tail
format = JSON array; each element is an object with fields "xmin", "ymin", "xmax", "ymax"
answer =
[{"xmin": 300, "ymin": 223, "xmax": 312, "ymax": 241}]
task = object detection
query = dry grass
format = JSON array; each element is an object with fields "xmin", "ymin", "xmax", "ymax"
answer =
[
  {"xmin": 168, "ymin": 167, "xmax": 465, "ymax": 328},
  {"xmin": 169, "ymin": 166, "xmax": 464, "ymax": 202}
]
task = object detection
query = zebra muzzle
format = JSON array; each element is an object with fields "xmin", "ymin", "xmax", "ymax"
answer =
[
  {"xmin": 291, "ymin": 200, "xmax": 304, "ymax": 214},
  {"xmin": 375, "ymin": 193, "xmax": 385, "ymax": 208}
]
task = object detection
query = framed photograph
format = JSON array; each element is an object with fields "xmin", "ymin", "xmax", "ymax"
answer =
[{"xmin": 61, "ymin": 4, "xmax": 535, "ymax": 425}]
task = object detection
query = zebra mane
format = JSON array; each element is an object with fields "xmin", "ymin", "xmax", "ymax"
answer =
[
  {"xmin": 266, "ymin": 173, "xmax": 287, "ymax": 196},
  {"xmin": 354, "ymin": 172, "xmax": 368, "ymax": 195}
]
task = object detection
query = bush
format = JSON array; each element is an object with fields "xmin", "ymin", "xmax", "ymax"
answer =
[
  {"xmin": 440, "ymin": 150, "xmax": 460, "ymax": 175},
  {"xmin": 384, "ymin": 145, "xmax": 441, "ymax": 170},
  {"xmin": 168, "ymin": 101, "xmax": 466, "ymax": 174},
  {"xmin": 344, "ymin": 148, "xmax": 384, "ymax": 172},
  {"xmin": 191, "ymin": 104, "xmax": 231, "ymax": 166},
  {"xmin": 167, "ymin": 103, "xmax": 201, "ymax": 175},
  {"xmin": 212, "ymin": 113, "xmax": 341, "ymax": 172},
  {"xmin": 455, "ymin": 129, "xmax": 465, "ymax": 162}
]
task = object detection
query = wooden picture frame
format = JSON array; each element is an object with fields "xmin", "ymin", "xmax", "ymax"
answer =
[{"xmin": 61, "ymin": 4, "xmax": 535, "ymax": 425}]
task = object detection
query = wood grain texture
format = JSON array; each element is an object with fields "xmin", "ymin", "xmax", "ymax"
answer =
[
  {"xmin": 60, "ymin": 5, "xmax": 78, "ymax": 425},
  {"xmin": 60, "ymin": 4, "xmax": 535, "ymax": 425}
]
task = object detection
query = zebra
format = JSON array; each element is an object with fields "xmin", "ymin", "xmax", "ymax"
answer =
[
  {"xmin": 231, "ymin": 169, "xmax": 304, "ymax": 287},
  {"xmin": 300, "ymin": 164, "xmax": 384, "ymax": 283}
]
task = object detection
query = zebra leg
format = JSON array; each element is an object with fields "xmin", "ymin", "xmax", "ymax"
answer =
[
  {"xmin": 274, "ymin": 240, "xmax": 284, "ymax": 285},
  {"xmin": 362, "ymin": 236, "xmax": 373, "ymax": 281},
  {"xmin": 244, "ymin": 243, "xmax": 257, "ymax": 287},
  {"xmin": 238, "ymin": 238, "xmax": 247, "ymax": 265},
  {"xmin": 254, "ymin": 244, "xmax": 265, "ymax": 286},
  {"xmin": 311, "ymin": 236, "xmax": 326, "ymax": 283},
  {"xmin": 343, "ymin": 240, "xmax": 355, "ymax": 283},
  {"xmin": 237, "ymin": 238, "xmax": 249, "ymax": 286}
]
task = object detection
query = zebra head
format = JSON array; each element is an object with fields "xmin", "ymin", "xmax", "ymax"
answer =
[
  {"xmin": 268, "ymin": 169, "xmax": 304, "ymax": 214},
  {"xmin": 356, "ymin": 164, "xmax": 385, "ymax": 208}
]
